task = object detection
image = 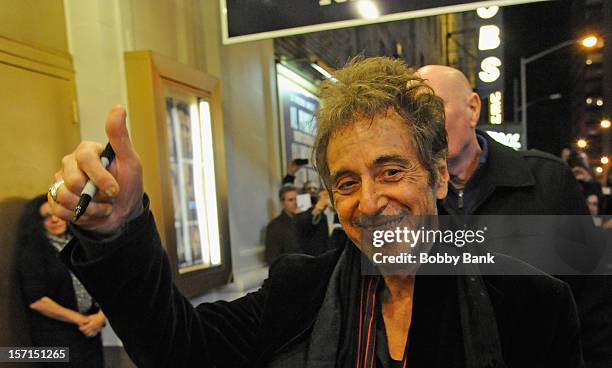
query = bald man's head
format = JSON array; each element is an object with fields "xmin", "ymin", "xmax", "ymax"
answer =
[{"xmin": 418, "ymin": 65, "xmax": 481, "ymax": 163}]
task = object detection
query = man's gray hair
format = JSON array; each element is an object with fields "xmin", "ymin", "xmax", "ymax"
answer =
[{"xmin": 313, "ymin": 56, "xmax": 448, "ymax": 192}]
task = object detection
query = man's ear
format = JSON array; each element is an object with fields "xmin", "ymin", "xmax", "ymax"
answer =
[
  {"xmin": 468, "ymin": 92, "xmax": 481, "ymax": 129},
  {"xmin": 435, "ymin": 158, "xmax": 449, "ymax": 200}
]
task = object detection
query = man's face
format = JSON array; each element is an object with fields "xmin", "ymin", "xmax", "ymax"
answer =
[
  {"xmin": 326, "ymin": 111, "xmax": 448, "ymax": 255},
  {"xmin": 304, "ymin": 182, "xmax": 319, "ymax": 196},
  {"xmin": 586, "ymin": 194, "xmax": 599, "ymax": 216},
  {"xmin": 281, "ymin": 190, "xmax": 299, "ymax": 215},
  {"xmin": 418, "ymin": 68, "xmax": 477, "ymax": 162}
]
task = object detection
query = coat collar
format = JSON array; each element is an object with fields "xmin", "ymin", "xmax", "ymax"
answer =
[{"xmin": 476, "ymin": 130, "xmax": 536, "ymax": 189}]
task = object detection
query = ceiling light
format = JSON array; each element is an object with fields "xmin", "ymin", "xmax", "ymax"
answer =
[
  {"xmin": 356, "ymin": 1, "xmax": 380, "ymax": 19},
  {"xmin": 310, "ymin": 63, "xmax": 337, "ymax": 82}
]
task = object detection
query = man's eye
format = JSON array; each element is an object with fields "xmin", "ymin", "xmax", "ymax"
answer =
[
  {"xmin": 383, "ymin": 169, "xmax": 402, "ymax": 178},
  {"xmin": 336, "ymin": 180, "xmax": 358, "ymax": 193}
]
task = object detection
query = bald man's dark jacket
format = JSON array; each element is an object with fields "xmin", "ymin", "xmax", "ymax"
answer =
[
  {"xmin": 439, "ymin": 132, "xmax": 590, "ymax": 216},
  {"xmin": 439, "ymin": 132, "xmax": 612, "ymax": 367}
]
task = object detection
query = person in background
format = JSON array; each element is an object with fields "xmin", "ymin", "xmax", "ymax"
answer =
[
  {"xmin": 293, "ymin": 189, "xmax": 333, "ymax": 256},
  {"xmin": 284, "ymin": 161, "xmax": 347, "ymax": 255},
  {"xmin": 282, "ymin": 158, "xmax": 308, "ymax": 186},
  {"xmin": 581, "ymin": 181, "xmax": 612, "ymax": 228},
  {"xmin": 418, "ymin": 64, "xmax": 611, "ymax": 368},
  {"xmin": 303, "ymin": 180, "xmax": 319, "ymax": 196},
  {"xmin": 566, "ymin": 150, "xmax": 599, "ymax": 188},
  {"xmin": 587, "ymin": 192, "xmax": 601, "ymax": 218},
  {"xmin": 16, "ymin": 194, "xmax": 105, "ymax": 368},
  {"xmin": 264, "ymin": 184, "xmax": 301, "ymax": 265}
]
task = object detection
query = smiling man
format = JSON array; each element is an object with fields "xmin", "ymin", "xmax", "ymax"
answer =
[{"xmin": 50, "ymin": 57, "xmax": 583, "ymax": 367}]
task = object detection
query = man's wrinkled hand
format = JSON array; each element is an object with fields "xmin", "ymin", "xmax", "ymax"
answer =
[{"xmin": 48, "ymin": 105, "xmax": 144, "ymax": 235}]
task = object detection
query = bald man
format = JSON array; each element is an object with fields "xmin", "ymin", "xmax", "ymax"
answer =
[
  {"xmin": 418, "ymin": 65, "xmax": 482, "ymax": 188},
  {"xmin": 418, "ymin": 65, "xmax": 589, "ymax": 215},
  {"xmin": 419, "ymin": 65, "xmax": 611, "ymax": 368}
]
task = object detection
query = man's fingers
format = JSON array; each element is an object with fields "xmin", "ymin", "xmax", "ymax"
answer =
[
  {"xmin": 61, "ymin": 153, "xmax": 89, "ymax": 194},
  {"xmin": 49, "ymin": 189, "xmax": 113, "ymax": 222},
  {"xmin": 74, "ymin": 141, "xmax": 120, "ymax": 197},
  {"xmin": 105, "ymin": 105, "xmax": 135, "ymax": 162},
  {"xmin": 47, "ymin": 193, "xmax": 74, "ymax": 221}
]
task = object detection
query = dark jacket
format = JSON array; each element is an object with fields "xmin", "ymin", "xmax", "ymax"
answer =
[
  {"xmin": 61, "ymin": 208, "xmax": 583, "ymax": 368},
  {"xmin": 440, "ymin": 133, "xmax": 611, "ymax": 368},
  {"xmin": 264, "ymin": 211, "xmax": 300, "ymax": 265},
  {"xmin": 440, "ymin": 132, "xmax": 589, "ymax": 216},
  {"xmin": 293, "ymin": 208, "xmax": 330, "ymax": 256},
  {"xmin": 16, "ymin": 236, "xmax": 100, "ymax": 333}
]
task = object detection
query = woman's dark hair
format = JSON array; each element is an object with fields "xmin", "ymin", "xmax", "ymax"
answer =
[{"xmin": 16, "ymin": 194, "xmax": 52, "ymax": 251}]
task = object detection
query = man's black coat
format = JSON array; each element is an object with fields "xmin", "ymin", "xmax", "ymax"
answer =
[
  {"xmin": 61, "ymin": 207, "xmax": 583, "ymax": 368},
  {"xmin": 440, "ymin": 132, "xmax": 589, "ymax": 216},
  {"xmin": 439, "ymin": 133, "xmax": 611, "ymax": 367}
]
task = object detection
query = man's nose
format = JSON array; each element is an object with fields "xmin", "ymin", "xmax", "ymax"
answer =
[{"xmin": 357, "ymin": 179, "xmax": 387, "ymax": 217}]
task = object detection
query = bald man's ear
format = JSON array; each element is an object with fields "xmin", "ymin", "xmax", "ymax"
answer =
[
  {"xmin": 468, "ymin": 92, "xmax": 481, "ymax": 128},
  {"xmin": 434, "ymin": 158, "xmax": 449, "ymax": 200}
]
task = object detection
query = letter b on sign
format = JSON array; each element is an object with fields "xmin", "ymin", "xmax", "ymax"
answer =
[{"xmin": 478, "ymin": 25, "xmax": 501, "ymax": 51}]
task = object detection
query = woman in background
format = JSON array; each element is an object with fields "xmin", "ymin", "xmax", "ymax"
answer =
[{"xmin": 16, "ymin": 194, "xmax": 105, "ymax": 367}]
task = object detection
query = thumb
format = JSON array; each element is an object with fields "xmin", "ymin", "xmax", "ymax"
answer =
[{"xmin": 105, "ymin": 105, "xmax": 135, "ymax": 160}]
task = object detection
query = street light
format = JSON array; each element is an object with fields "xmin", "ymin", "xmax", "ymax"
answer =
[
  {"xmin": 577, "ymin": 138, "xmax": 588, "ymax": 149},
  {"xmin": 601, "ymin": 119, "xmax": 611, "ymax": 129},
  {"xmin": 582, "ymin": 36, "xmax": 598, "ymax": 48},
  {"xmin": 520, "ymin": 36, "xmax": 599, "ymax": 148},
  {"xmin": 601, "ymin": 156, "xmax": 609, "ymax": 165}
]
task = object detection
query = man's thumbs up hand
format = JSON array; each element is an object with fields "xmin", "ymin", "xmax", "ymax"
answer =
[{"xmin": 49, "ymin": 106, "xmax": 144, "ymax": 235}]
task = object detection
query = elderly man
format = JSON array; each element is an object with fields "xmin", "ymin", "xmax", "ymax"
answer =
[
  {"xmin": 417, "ymin": 65, "xmax": 589, "ymax": 215},
  {"xmin": 419, "ymin": 65, "xmax": 610, "ymax": 367},
  {"xmin": 50, "ymin": 58, "xmax": 581, "ymax": 367}
]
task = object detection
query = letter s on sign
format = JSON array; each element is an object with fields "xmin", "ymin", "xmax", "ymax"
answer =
[{"xmin": 479, "ymin": 57, "xmax": 501, "ymax": 83}]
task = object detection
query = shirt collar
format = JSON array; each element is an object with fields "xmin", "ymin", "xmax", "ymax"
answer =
[{"xmin": 476, "ymin": 131, "xmax": 489, "ymax": 165}]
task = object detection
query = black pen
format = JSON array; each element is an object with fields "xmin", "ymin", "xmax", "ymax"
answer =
[{"xmin": 72, "ymin": 142, "xmax": 116, "ymax": 222}]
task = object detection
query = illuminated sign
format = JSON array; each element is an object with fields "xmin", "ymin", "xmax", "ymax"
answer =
[
  {"xmin": 486, "ymin": 131, "xmax": 522, "ymax": 150},
  {"xmin": 476, "ymin": 5, "xmax": 499, "ymax": 19},
  {"xmin": 221, "ymin": 0, "xmax": 547, "ymax": 44},
  {"xmin": 276, "ymin": 64, "xmax": 320, "ymax": 185},
  {"xmin": 476, "ymin": 6, "xmax": 504, "ymax": 125},
  {"xmin": 479, "ymin": 56, "xmax": 502, "ymax": 83},
  {"xmin": 489, "ymin": 91, "xmax": 503, "ymax": 124},
  {"xmin": 478, "ymin": 25, "xmax": 501, "ymax": 50}
]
